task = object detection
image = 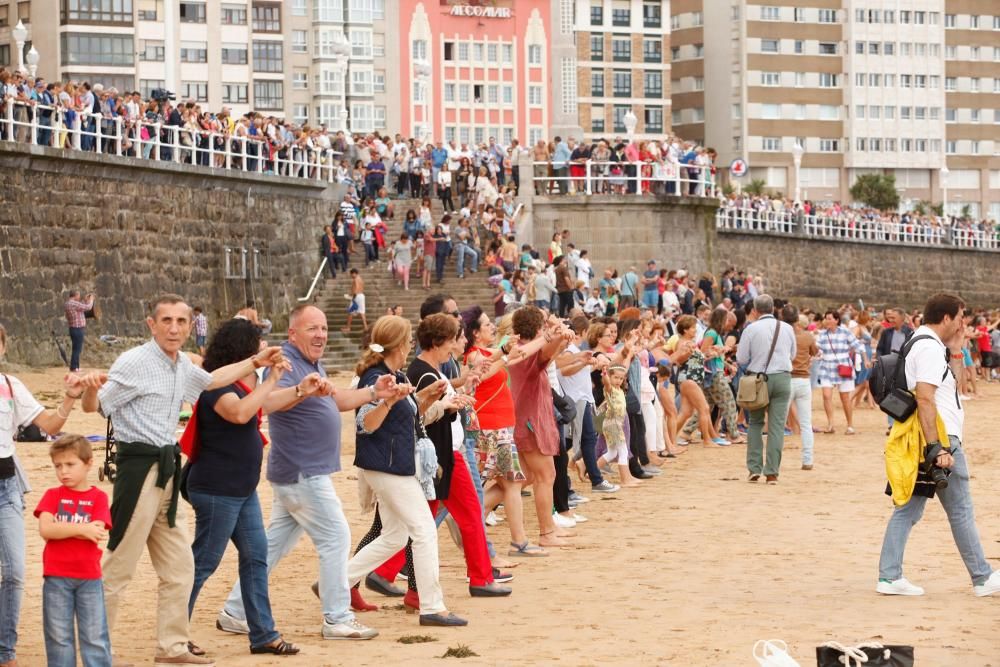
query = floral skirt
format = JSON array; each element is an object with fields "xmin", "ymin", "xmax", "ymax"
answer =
[{"xmin": 476, "ymin": 427, "xmax": 526, "ymax": 483}]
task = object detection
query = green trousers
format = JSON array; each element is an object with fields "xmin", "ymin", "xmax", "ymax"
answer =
[{"xmin": 747, "ymin": 372, "xmax": 792, "ymax": 477}]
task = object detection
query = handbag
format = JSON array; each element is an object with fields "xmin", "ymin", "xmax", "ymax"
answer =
[
  {"xmin": 552, "ymin": 389, "xmax": 577, "ymax": 425},
  {"xmin": 753, "ymin": 639, "xmax": 800, "ymax": 667},
  {"xmin": 816, "ymin": 642, "xmax": 914, "ymax": 667},
  {"xmin": 736, "ymin": 319, "xmax": 781, "ymax": 411},
  {"xmin": 837, "ymin": 363, "xmax": 854, "ymax": 378}
]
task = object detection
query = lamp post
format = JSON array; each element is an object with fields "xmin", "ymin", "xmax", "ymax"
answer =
[
  {"xmin": 331, "ymin": 31, "xmax": 351, "ymax": 133},
  {"xmin": 623, "ymin": 109, "xmax": 637, "ymax": 139},
  {"xmin": 792, "ymin": 141, "xmax": 804, "ymax": 205},
  {"xmin": 939, "ymin": 164, "xmax": 949, "ymax": 219},
  {"xmin": 12, "ymin": 20, "xmax": 27, "ymax": 75},
  {"xmin": 26, "ymin": 47, "xmax": 38, "ymax": 78}
]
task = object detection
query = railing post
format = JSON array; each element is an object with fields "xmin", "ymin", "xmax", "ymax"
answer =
[
  {"xmin": 114, "ymin": 117, "xmax": 123, "ymax": 156},
  {"xmin": 153, "ymin": 122, "xmax": 161, "ymax": 160},
  {"xmin": 585, "ymin": 159, "xmax": 592, "ymax": 195},
  {"xmin": 224, "ymin": 134, "xmax": 232, "ymax": 170},
  {"xmin": 172, "ymin": 127, "xmax": 181, "ymax": 163},
  {"xmin": 208, "ymin": 131, "xmax": 215, "ymax": 169},
  {"xmin": 29, "ymin": 103, "xmax": 37, "ymax": 145},
  {"xmin": 5, "ymin": 98, "xmax": 14, "ymax": 142}
]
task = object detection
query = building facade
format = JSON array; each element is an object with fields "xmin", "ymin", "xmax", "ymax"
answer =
[
  {"xmin": 670, "ymin": 0, "xmax": 999, "ymax": 219},
  {"xmin": 573, "ymin": 0, "xmax": 671, "ymax": 140},
  {"xmin": 12, "ymin": 0, "xmax": 401, "ymax": 133}
]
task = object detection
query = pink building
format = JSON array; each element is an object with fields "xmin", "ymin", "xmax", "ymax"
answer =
[{"xmin": 398, "ymin": 0, "xmax": 552, "ymax": 146}]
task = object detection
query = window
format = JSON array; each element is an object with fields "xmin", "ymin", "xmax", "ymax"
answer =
[
  {"xmin": 502, "ymin": 85, "xmax": 513, "ymax": 104},
  {"xmin": 221, "ymin": 44, "xmax": 248, "ymax": 64},
  {"xmin": 761, "ymin": 71, "xmax": 780, "ymax": 86},
  {"xmin": 819, "ymin": 42, "xmax": 837, "ymax": 55},
  {"xmin": 929, "ymin": 107, "xmax": 939, "ymax": 120},
  {"xmin": 672, "ymin": 109, "xmax": 681, "ymax": 125},
  {"xmin": 900, "ymin": 74, "xmax": 911, "ymax": 88},
  {"xmin": 694, "ymin": 43, "xmax": 704, "ymax": 57},
  {"xmin": 945, "ymin": 108, "xmax": 956, "ymax": 122},
  {"xmin": 292, "ymin": 31, "xmax": 307, "ymax": 54},
  {"xmin": 901, "ymin": 106, "xmax": 911, "ymax": 120},
  {"xmin": 761, "ymin": 104, "xmax": 780, "ymax": 119},
  {"xmin": 945, "ymin": 77, "xmax": 956, "ymax": 91},
  {"xmin": 818, "ymin": 139, "xmax": 839, "ymax": 152},
  {"xmin": 915, "ymin": 106, "xmax": 926, "ymax": 120},
  {"xmin": 612, "ymin": 70, "xmax": 631, "ymax": 96},
  {"xmin": 487, "ymin": 44, "xmax": 497, "ymax": 62},
  {"xmin": 818, "ymin": 9, "xmax": 836, "ymax": 23},
  {"xmin": 458, "ymin": 84, "xmax": 469, "ymax": 103},
  {"xmin": 644, "ymin": 71, "xmax": 662, "ymax": 98},
  {"xmin": 946, "ymin": 140, "xmax": 956, "ymax": 154},
  {"xmin": 691, "ymin": 11, "xmax": 702, "ymax": 26},
  {"xmin": 671, "ymin": 46, "xmax": 680, "ymax": 61},
  {"xmin": 292, "ymin": 0, "xmax": 306, "ymax": 16},
  {"xmin": 884, "ymin": 42, "xmax": 894, "ymax": 55},
  {"xmin": 868, "ymin": 42, "xmax": 879, "ymax": 55},
  {"xmin": 351, "ymin": 30, "xmax": 372, "ymax": 58},
  {"xmin": 372, "ymin": 72, "xmax": 384, "ymax": 94},
  {"xmin": 643, "ymin": 38, "xmax": 661, "ymax": 63},
  {"xmin": 884, "ymin": 106, "xmax": 894, "ymax": 119},
  {"xmin": 292, "ymin": 104, "xmax": 308, "ymax": 125},
  {"xmin": 179, "ymin": 41, "xmax": 207, "ymax": 63},
  {"xmin": 443, "ymin": 83, "xmax": 455, "ymax": 102},
  {"xmin": 612, "ymin": 37, "xmax": 631, "ymax": 61},
  {"xmin": 443, "ymin": 41, "xmax": 454, "ymax": 60},
  {"xmin": 252, "ymin": 2, "xmax": 281, "ymax": 32},
  {"xmin": 760, "ymin": 6, "xmax": 779, "ymax": 21},
  {"xmin": 899, "ymin": 10, "xmax": 909, "ymax": 23},
  {"xmin": 855, "ymin": 105, "xmax": 865, "ymax": 119},
  {"xmin": 139, "ymin": 39, "xmax": 164, "ymax": 62},
  {"xmin": 528, "ymin": 85, "xmax": 542, "ymax": 105},
  {"xmin": 590, "ymin": 71, "xmax": 604, "ymax": 96},
  {"xmin": 219, "ymin": 2, "xmax": 246, "ymax": 23},
  {"xmin": 412, "ymin": 39, "xmax": 427, "ymax": 61},
  {"xmin": 761, "ymin": 39, "xmax": 779, "ymax": 53},
  {"xmin": 253, "ymin": 80, "xmax": 283, "ymax": 109},
  {"xmin": 972, "ymin": 78, "xmax": 981, "ymax": 92},
  {"xmin": 794, "ymin": 7, "xmax": 805, "ymax": 22},
  {"xmin": 591, "ymin": 104, "xmax": 605, "ymax": 132},
  {"xmin": 590, "ymin": 35, "xmax": 603, "ymax": 61},
  {"xmin": 502, "ymin": 44, "xmax": 512, "ymax": 63},
  {"xmin": 350, "ymin": 104, "xmax": 373, "ymax": 133},
  {"xmin": 528, "ymin": 44, "xmax": 542, "ymax": 65},
  {"xmin": 869, "ymin": 73, "xmax": 881, "ymax": 86},
  {"xmin": 179, "ymin": 1, "xmax": 205, "ymax": 22},
  {"xmin": 856, "ymin": 41, "xmax": 865, "ymax": 55},
  {"xmin": 293, "ymin": 71, "xmax": 308, "ymax": 89},
  {"xmin": 253, "ymin": 41, "xmax": 282, "ymax": 72},
  {"xmin": 61, "ymin": 0, "xmax": 134, "ymax": 23},
  {"xmin": 486, "ymin": 83, "xmax": 497, "ymax": 104},
  {"xmin": 970, "ymin": 15, "xmax": 979, "ymax": 29},
  {"xmin": 590, "ymin": 3, "xmax": 603, "ymax": 26},
  {"xmin": 868, "ymin": 9, "xmax": 880, "ymax": 23},
  {"xmin": 139, "ymin": 79, "xmax": 165, "ymax": 99},
  {"xmin": 856, "ymin": 72, "xmax": 867, "ymax": 87},
  {"xmin": 856, "ymin": 138, "xmax": 867, "ymax": 152},
  {"xmin": 795, "ymin": 104, "xmax": 806, "ymax": 119},
  {"xmin": 351, "ymin": 69, "xmax": 372, "ymax": 95},
  {"xmin": 945, "ymin": 45, "xmax": 956, "ymax": 59},
  {"xmin": 794, "ymin": 72, "xmax": 805, "ymax": 87},
  {"xmin": 181, "ymin": 81, "xmax": 207, "ymax": 102},
  {"xmin": 913, "ymin": 11, "xmax": 924, "ymax": 24},
  {"xmin": 461, "ymin": 43, "xmax": 472, "ymax": 61},
  {"xmin": 613, "ymin": 105, "xmax": 629, "ymax": 132},
  {"xmin": 971, "ymin": 109, "xmax": 981, "ymax": 123},
  {"xmin": 914, "ymin": 75, "xmax": 926, "ymax": 88},
  {"xmin": 138, "ymin": 0, "xmax": 160, "ymax": 21},
  {"xmin": 645, "ymin": 107, "xmax": 662, "ymax": 132},
  {"xmin": 643, "ymin": 2, "xmax": 661, "ymax": 28},
  {"xmin": 794, "ymin": 40, "xmax": 804, "ymax": 54},
  {"xmin": 611, "ymin": 7, "xmax": 630, "ymax": 27},
  {"xmin": 945, "ymin": 13, "xmax": 956, "ymax": 28},
  {"xmin": 819, "ymin": 105, "xmax": 838, "ymax": 120},
  {"xmin": 223, "ymin": 82, "xmax": 249, "ymax": 104},
  {"xmin": 869, "ymin": 105, "xmax": 880, "ymax": 119},
  {"xmin": 762, "ymin": 137, "xmax": 781, "ymax": 152}
]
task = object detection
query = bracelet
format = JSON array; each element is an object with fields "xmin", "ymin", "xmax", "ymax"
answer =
[
  {"xmin": 369, "ymin": 385, "xmax": 377, "ymax": 401},
  {"xmin": 65, "ymin": 391, "xmax": 83, "ymax": 400},
  {"xmin": 56, "ymin": 405, "xmax": 71, "ymax": 420},
  {"xmin": 295, "ymin": 384, "xmax": 303, "ymax": 398}
]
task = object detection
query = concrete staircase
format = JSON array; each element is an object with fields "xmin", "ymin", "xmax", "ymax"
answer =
[{"xmin": 288, "ymin": 196, "xmax": 499, "ymax": 372}]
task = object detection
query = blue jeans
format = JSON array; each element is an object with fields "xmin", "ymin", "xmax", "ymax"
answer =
[
  {"xmin": 456, "ymin": 243, "xmax": 479, "ymax": 277},
  {"xmin": 0, "ymin": 477, "xmax": 25, "ymax": 663},
  {"xmin": 189, "ymin": 490, "xmax": 278, "ymax": 648},
  {"xmin": 435, "ymin": 435, "xmax": 496, "ymax": 559},
  {"xmin": 69, "ymin": 326, "xmax": 85, "ymax": 371},
  {"xmin": 224, "ymin": 474, "xmax": 354, "ymax": 625},
  {"xmin": 641, "ymin": 290, "xmax": 658, "ymax": 309},
  {"xmin": 435, "ymin": 248, "xmax": 448, "ymax": 282},
  {"xmin": 878, "ymin": 437, "xmax": 993, "ymax": 585},
  {"xmin": 42, "ymin": 576, "xmax": 112, "ymax": 667}
]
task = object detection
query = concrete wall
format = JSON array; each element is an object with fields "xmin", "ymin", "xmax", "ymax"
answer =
[{"xmin": 0, "ymin": 144, "xmax": 342, "ymax": 366}]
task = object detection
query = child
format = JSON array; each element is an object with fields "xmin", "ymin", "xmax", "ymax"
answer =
[
  {"xmin": 34, "ymin": 435, "xmax": 113, "ymax": 667},
  {"xmin": 598, "ymin": 366, "xmax": 639, "ymax": 487},
  {"xmin": 360, "ymin": 222, "xmax": 376, "ymax": 267}
]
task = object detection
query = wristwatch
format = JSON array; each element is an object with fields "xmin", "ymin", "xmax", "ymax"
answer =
[{"xmin": 295, "ymin": 384, "xmax": 303, "ymax": 398}]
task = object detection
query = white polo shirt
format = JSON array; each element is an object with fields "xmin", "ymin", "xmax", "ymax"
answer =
[
  {"xmin": 904, "ymin": 325, "xmax": 963, "ymax": 438},
  {"xmin": 558, "ymin": 343, "xmax": 595, "ymax": 405}
]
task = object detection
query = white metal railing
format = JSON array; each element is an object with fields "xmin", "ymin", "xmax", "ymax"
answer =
[
  {"xmin": 715, "ymin": 207, "xmax": 1000, "ymax": 251},
  {"xmin": 298, "ymin": 257, "xmax": 329, "ymax": 302},
  {"xmin": 529, "ymin": 159, "xmax": 717, "ymax": 198},
  {"xmin": 0, "ymin": 98, "xmax": 343, "ymax": 182}
]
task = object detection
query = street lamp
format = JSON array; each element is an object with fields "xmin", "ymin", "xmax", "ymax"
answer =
[
  {"xmin": 939, "ymin": 164, "xmax": 949, "ymax": 219},
  {"xmin": 623, "ymin": 109, "xmax": 637, "ymax": 139},
  {"xmin": 12, "ymin": 20, "xmax": 27, "ymax": 75},
  {"xmin": 26, "ymin": 47, "xmax": 39, "ymax": 78},
  {"xmin": 331, "ymin": 31, "xmax": 351, "ymax": 133},
  {"xmin": 792, "ymin": 141, "xmax": 804, "ymax": 204}
]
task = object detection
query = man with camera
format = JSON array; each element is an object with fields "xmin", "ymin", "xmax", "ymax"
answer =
[{"xmin": 876, "ymin": 293, "xmax": 1000, "ymax": 597}]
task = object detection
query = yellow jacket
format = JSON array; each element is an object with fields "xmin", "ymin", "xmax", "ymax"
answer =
[{"xmin": 885, "ymin": 411, "xmax": 950, "ymax": 506}]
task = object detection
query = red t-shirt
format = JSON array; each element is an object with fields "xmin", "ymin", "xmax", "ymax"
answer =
[
  {"xmin": 976, "ymin": 326, "xmax": 992, "ymax": 352},
  {"xmin": 34, "ymin": 485, "xmax": 112, "ymax": 579}
]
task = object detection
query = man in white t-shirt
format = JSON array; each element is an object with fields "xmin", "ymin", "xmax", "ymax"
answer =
[{"xmin": 877, "ymin": 293, "xmax": 1000, "ymax": 597}]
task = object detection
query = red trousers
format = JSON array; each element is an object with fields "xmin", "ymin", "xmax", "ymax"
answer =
[{"xmin": 374, "ymin": 451, "xmax": 493, "ymax": 586}]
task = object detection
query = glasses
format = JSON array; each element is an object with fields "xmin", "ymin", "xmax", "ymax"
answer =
[{"xmin": 449, "ymin": 311, "xmax": 461, "ymax": 319}]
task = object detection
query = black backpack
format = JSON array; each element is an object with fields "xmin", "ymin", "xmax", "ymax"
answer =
[{"xmin": 870, "ymin": 334, "xmax": 946, "ymax": 421}]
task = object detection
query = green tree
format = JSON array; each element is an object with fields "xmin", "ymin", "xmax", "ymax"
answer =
[
  {"xmin": 960, "ymin": 204, "xmax": 972, "ymax": 220},
  {"xmin": 849, "ymin": 173, "xmax": 900, "ymax": 211},
  {"xmin": 743, "ymin": 178, "xmax": 766, "ymax": 196}
]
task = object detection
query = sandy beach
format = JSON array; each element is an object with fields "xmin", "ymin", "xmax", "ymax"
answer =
[{"xmin": 8, "ymin": 366, "xmax": 1000, "ymax": 666}]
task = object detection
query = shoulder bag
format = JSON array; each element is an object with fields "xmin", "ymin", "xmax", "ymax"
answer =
[{"xmin": 736, "ymin": 319, "xmax": 781, "ymax": 411}]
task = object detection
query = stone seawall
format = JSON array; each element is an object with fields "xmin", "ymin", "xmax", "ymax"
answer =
[
  {"xmin": 714, "ymin": 230, "xmax": 1000, "ymax": 309},
  {"xmin": 0, "ymin": 144, "xmax": 342, "ymax": 366}
]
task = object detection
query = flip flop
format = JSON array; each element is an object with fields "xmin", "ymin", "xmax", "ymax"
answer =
[{"xmin": 507, "ymin": 541, "xmax": 548, "ymax": 558}]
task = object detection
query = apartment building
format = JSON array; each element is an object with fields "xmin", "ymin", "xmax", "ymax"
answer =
[
  {"xmin": 11, "ymin": 0, "xmax": 400, "ymax": 133},
  {"xmin": 670, "ymin": 0, "xmax": 999, "ymax": 219},
  {"xmin": 573, "ymin": 0, "xmax": 671, "ymax": 140}
]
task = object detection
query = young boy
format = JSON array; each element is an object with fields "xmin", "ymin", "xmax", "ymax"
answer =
[
  {"xmin": 341, "ymin": 268, "xmax": 368, "ymax": 334},
  {"xmin": 34, "ymin": 435, "xmax": 113, "ymax": 667}
]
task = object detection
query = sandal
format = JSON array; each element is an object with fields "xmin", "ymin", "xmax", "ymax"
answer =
[
  {"xmin": 251, "ymin": 639, "xmax": 300, "ymax": 656},
  {"xmin": 845, "ymin": 427, "xmax": 856, "ymax": 435},
  {"xmin": 507, "ymin": 541, "xmax": 548, "ymax": 558},
  {"xmin": 187, "ymin": 642, "xmax": 206, "ymax": 656}
]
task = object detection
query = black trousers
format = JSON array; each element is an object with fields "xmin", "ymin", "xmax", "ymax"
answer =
[
  {"xmin": 553, "ymin": 424, "xmax": 571, "ymax": 514},
  {"xmin": 627, "ymin": 410, "xmax": 649, "ymax": 477}
]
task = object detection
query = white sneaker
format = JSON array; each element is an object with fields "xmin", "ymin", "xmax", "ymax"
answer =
[
  {"xmin": 973, "ymin": 570, "xmax": 1000, "ymax": 597},
  {"xmin": 485, "ymin": 511, "xmax": 500, "ymax": 526},
  {"xmin": 553, "ymin": 512, "xmax": 576, "ymax": 529},
  {"xmin": 322, "ymin": 618, "xmax": 379, "ymax": 640},
  {"xmin": 876, "ymin": 578, "xmax": 925, "ymax": 596},
  {"xmin": 216, "ymin": 609, "xmax": 249, "ymax": 634},
  {"xmin": 572, "ymin": 513, "xmax": 588, "ymax": 523}
]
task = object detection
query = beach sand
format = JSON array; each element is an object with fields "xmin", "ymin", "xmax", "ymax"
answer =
[{"xmin": 8, "ymin": 367, "xmax": 1000, "ymax": 666}]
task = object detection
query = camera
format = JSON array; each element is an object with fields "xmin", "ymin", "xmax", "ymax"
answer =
[
  {"xmin": 150, "ymin": 88, "xmax": 176, "ymax": 103},
  {"xmin": 923, "ymin": 442, "xmax": 951, "ymax": 489}
]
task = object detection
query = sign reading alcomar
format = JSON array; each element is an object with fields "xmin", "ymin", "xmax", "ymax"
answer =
[{"xmin": 442, "ymin": 1, "xmax": 514, "ymax": 19}]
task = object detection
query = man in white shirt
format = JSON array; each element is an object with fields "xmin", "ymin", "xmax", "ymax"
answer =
[{"xmin": 877, "ymin": 293, "xmax": 1000, "ymax": 597}]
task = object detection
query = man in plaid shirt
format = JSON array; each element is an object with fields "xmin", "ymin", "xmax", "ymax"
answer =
[
  {"xmin": 64, "ymin": 289, "xmax": 95, "ymax": 371},
  {"xmin": 816, "ymin": 310, "xmax": 870, "ymax": 435}
]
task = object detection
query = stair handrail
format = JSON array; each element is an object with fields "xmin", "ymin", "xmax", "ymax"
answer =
[{"xmin": 298, "ymin": 257, "xmax": 328, "ymax": 302}]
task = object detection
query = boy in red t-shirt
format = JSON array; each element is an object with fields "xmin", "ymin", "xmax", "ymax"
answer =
[{"xmin": 34, "ymin": 435, "xmax": 113, "ymax": 667}]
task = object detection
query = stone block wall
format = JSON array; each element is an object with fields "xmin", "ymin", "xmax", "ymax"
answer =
[{"xmin": 0, "ymin": 144, "xmax": 342, "ymax": 366}]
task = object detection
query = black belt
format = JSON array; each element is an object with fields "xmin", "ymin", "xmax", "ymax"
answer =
[{"xmin": 0, "ymin": 456, "xmax": 15, "ymax": 480}]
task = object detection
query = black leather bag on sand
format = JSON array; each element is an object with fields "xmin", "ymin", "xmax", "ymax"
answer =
[{"xmin": 816, "ymin": 642, "xmax": 914, "ymax": 667}]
